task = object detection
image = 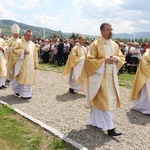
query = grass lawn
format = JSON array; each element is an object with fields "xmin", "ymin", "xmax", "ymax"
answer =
[
  {"xmin": 38, "ymin": 63, "xmax": 65, "ymax": 73},
  {"xmin": 118, "ymin": 72, "xmax": 135, "ymax": 88},
  {"xmin": 0, "ymin": 104, "xmax": 70, "ymax": 150}
]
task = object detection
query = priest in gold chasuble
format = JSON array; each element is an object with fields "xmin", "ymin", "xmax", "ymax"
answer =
[
  {"xmin": 130, "ymin": 48, "xmax": 150, "ymax": 114},
  {"xmin": 80, "ymin": 23, "xmax": 125, "ymax": 136},
  {"xmin": 8, "ymin": 29, "xmax": 39, "ymax": 99},
  {"xmin": 62, "ymin": 36, "xmax": 87, "ymax": 94},
  {"xmin": 0, "ymin": 28, "xmax": 7, "ymax": 89}
]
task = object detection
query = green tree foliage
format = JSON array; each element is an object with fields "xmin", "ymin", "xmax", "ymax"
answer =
[
  {"xmin": 53, "ymin": 33, "xmax": 59, "ymax": 38},
  {"xmin": 75, "ymin": 33, "xmax": 79, "ymax": 39},
  {"xmin": 70, "ymin": 33, "xmax": 75, "ymax": 40}
]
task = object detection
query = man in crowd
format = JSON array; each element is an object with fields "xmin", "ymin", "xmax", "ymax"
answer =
[
  {"xmin": 0, "ymin": 28, "xmax": 7, "ymax": 89},
  {"xmin": 62, "ymin": 36, "xmax": 87, "ymax": 94},
  {"xmin": 41, "ymin": 39, "xmax": 50, "ymax": 63},
  {"xmin": 130, "ymin": 48, "xmax": 150, "ymax": 114},
  {"xmin": 80, "ymin": 23, "xmax": 125, "ymax": 136},
  {"xmin": 7, "ymin": 29, "xmax": 39, "ymax": 99},
  {"xmin": 63, "ymin": 39, "xmax": 70, "ymax": 64},
  {"xmin": 57, "ymin": 38, "xmax": 64, "ymax": 66}
]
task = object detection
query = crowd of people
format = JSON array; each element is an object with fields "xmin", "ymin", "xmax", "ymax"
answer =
[
  {"xmin": 0, "ymin": 23, "xmax": 150, "ymax": 138},
  {"xmin": 28, "ymin": 31, "xmax": 150, "ymax": 76},
  {"xmin": 34, "ymin": 36, "xmax": 93, "ymax": 66},
  {"xmin": 35, "ymin": 36, "xmax": 149, "ymax": 70}
]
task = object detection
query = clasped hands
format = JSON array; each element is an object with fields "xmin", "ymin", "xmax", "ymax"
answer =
[
  {"xmin": 24, "ymin": 50, "xmax": 30, "ymax": 55},
  {"xmin": 105, "ymin": 55, "xmax": 118, "ymax": 64},
  {"xmin": 0, "ymin": 47, "xmax": 3, "ymax": 51}
]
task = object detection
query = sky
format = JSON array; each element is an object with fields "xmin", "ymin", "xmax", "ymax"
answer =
[{"xmin": 0, "ymin": 0, "xmax": 150, "ymax": 36}]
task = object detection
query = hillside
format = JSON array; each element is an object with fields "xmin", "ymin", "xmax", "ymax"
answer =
[
  {"xmin": 0, "ymin": 19, "xmax": 150, "ymax": 40},
  {"xmin": 0, "ymin": 19, "xmax": 71, "ymax": 38},
  {"xmin": 114, "ymin": 32, "xmax": 150, "ymax": 40}
]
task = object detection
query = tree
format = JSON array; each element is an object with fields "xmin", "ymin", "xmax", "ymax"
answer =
[
  {"xmin": 53, "ymin": 33, "xmax": 59, "ymax": 38},
  {"xmin": 144, "ymin": 38, "xmax": 149, "ymax": 43},
  {"xmin": 70, "ymin": 33, "xmax": 75, "ymax": 40},
  {"xmin": 75, "ymin": 33, "xmax": 79, "ymax": 39},
  {"xmin": 137, "ymin": 38, "xmax": 143, "ymax": 44},
  {"xmin": 86, "ymin": 37, "xmax": 90, "ymax": 41}
]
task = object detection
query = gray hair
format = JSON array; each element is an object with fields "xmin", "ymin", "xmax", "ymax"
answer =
[
  {"xmin": 78, "ymin": 35, "xmax": 85, "ymax": 40},
  {"xmin": 24, "ymin": 29, "xmax": 32, "ymax": 35}
]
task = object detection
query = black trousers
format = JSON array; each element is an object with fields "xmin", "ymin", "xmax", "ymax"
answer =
[
  {"xmin": 63, "ymin": 52, "xmax": 69, "ymax": 64},
  {"xmin": 130, "ymin": 57, "xmax": 139, "ymax": 65},
  {"xmin": 42, "ymin": 52, "xmax": 50, "ymax": 63},
  {"xmin": 57, "ymin": 54, "xmax": 63, "ymax": 66}
]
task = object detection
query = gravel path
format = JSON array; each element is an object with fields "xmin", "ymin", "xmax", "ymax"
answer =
[{"xmin": 1, "ymin": 70, "xmax": 150, "ymax": 150}]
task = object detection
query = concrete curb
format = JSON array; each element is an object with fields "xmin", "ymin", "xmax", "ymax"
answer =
[{"xmin": 0, "ymin": 100, "xmax": 88, "ymax": 150}]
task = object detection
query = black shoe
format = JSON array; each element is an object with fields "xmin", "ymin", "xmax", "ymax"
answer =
[
  {"xmin": 107, "ymin": 128, "xmax": 122, "ymax": 136},
  {"xmin": 69, "ymin": 88, "xmax": 75, "ymax": 94},
  {"xmin": 2, "ymin": 85, "xmax": 8, "ymax": 88},
  {"xmin": 14, "ymin": 93, "xmax": 20, "ymax": 97},
  {"xmin": 22, "ymin": 97, "xmax": 31, "ymax": 100},
  {"xmin": 0, "ymin": 86, "xmax": 3, "ymax": 90}
]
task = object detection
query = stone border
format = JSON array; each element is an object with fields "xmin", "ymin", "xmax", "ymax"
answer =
[{"xmin": 0, "ymin": 100, "xmax": 88, "ymax": 150}]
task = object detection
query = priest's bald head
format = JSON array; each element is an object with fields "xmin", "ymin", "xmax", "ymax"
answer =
[{"xmin": 78, "ymin": 35, "xmax": 85, "ymax": 45}]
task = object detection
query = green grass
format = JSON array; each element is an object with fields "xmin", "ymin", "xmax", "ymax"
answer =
[
  {"xmin": 38, "ymin": 63, "xmax": 65, "ymax": 73},
  {"xmin": 50, "ymin": 138, "xmax": 66, "ymax": 150},
  {"xmin": 118, "ymin": 72, "xmax": 135, "ymax": 88},
  {"xmin": 0, "ymin": 104, "xmax": 68, "ymax": 150}
]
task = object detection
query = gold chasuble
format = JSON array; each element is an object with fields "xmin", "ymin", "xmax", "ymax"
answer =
[
  {"xmin": 7, "ymin": 37, "xmax": 39, "ymax": 85},
  {"xmin": 0, "ymin": 38, "xmax": 7, "ymax": 77},
  {"xmin": 6, "ymin": 36, "xmax": 20, "ymax": 79},
  {"xmin": 81, "ymin": 37, "xmax": 125, "ymax": 111},
  {"xmin": 62, "ymin": 43, "xmax": 87, "ymax": 84},
  {"xmin": 130, "ymin": 48, "xmax": 150, "ymax": 101}
]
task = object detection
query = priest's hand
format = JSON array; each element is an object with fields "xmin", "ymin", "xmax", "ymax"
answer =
[
  {"xmin": 0, "ymin": 47, "xmax": 3, "ymax": 51},
  {"xmin": 105, "ymin": 56, "xmax": 117, "ymax": 64},
  {"xmin": 24, "ymin": 50, "xmax": 30, "ymax": 55}
]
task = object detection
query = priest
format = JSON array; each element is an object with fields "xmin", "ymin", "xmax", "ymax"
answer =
[
  {"xmin": 0, "ymin": 28, "xmax": 7, "ymax": 89},
  {"xmin": 8, "ymin": 29, "xmax": 39, "ymax": 99},
  {"xmin": 62, "ymin": 36, "xmax": 87, "ymax": 94},
  {"xmin": 130, "ymin": 48, "xmax": 150, "ymax": 114},
  {"xmin": 6, "ymin": 23, "xmax": 21, "ymax": 81},
  {"xmin": 80, "ymin": 23, "xmax": 125, "ymax": 136}
]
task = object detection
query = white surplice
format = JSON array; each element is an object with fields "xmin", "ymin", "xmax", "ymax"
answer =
[
  {"xmin": 88, "ymin": 40, "xmax": 118, "ymax": 130},
  {"xmin": 131, "ymin": 79, "xmax": 150, "ymax": 114}
]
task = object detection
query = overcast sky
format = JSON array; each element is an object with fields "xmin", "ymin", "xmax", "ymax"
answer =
[{"xmin": 0, "ymin": 0, "xmax": 150, "ymax": 36}]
